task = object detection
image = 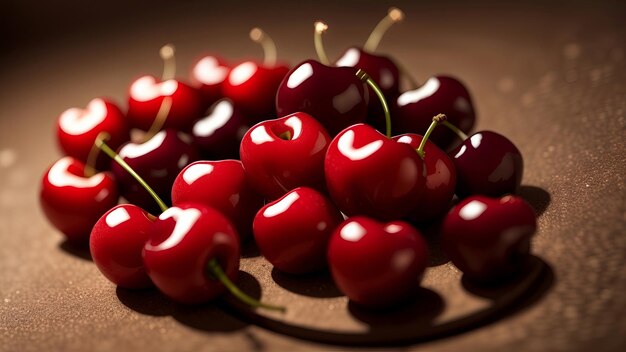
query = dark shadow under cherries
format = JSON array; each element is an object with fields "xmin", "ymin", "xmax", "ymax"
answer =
[
  {"xmin": 518, "ymin": 185, "xmax": 551, "ymax": 216},
  {"xmin": 270, "ymin": 268, "xmax": 343, "ymax": 298},
  {"xmin": 240, "ymin": 239, "xmax": 261, "ymax": 258},
  {"xmin": 59, "ymin": 239, "xmax": 92, "ymax": 261}
]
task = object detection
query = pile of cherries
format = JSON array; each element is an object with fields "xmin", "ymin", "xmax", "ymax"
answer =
[{"xmin": 40, "ymin": 8, "xmax": 537, "ymax": 311}]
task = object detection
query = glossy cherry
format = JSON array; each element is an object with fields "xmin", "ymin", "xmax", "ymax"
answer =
[
  {"xmin": 276, "ymin": 60, "xmax": 368, "ymax": 136},
  {"xmin": 56, "ymin": 98, "xmax": 130, "ymax": 170},
  {"xmin": 90, "ymin": 204, "xmax": 155, "ymax": 289},
  {"xmin": 442, "ymin": 195, "xmax": 536, "ymax": 283},
  {"xmin": 190, "ymin": 55, "xmax": 231, "ymax": 110},
  {"xmin": 325, "ymin": 124, "xmax": 425, "ymax": 220},
  {"xmin": 449, "ymin": 130, "xmax": 523, "ymax": 198},
  {"xmin": 327, "ymin": 216, "xmax": 428, "ymax": 307},
  {"xmin": 191, "ymin": 99, "xmax": 249, "ymax": 160},
  {"xmin": 240, "ymin": 112, "xmax": 331, "ymax": 200},
  {"xmin": 171, "ymin": 160, "xmax": 263, "ymax": 241},
  {"xmin": 40, "ymin": 156, "xmax": 119, "ymax": 243},
  {"xmin": 111, "ymin": 129, "xmax": 197, "ymax": 214},
  {"xmin": 393, "ymin": 76, "xmax": 475, "ymax": 149},
  {"xmin": 394, "ymin": 133, "xmax": 456, "ymax": 222},
  {"xmin": 253, "ymin": 187, "xmax": 344, "ymax": 274},
  {"xmin": 143, "ymin": 203, "xmax": 240, "ymax": 304}
]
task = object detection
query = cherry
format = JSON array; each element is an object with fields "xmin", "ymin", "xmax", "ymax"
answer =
[
  {"xmin": 56, "ymin": 98, "xmax": 130, "ymax": 170},
  {"xmin": 171, "ymin": 160, "xmax": 263, "ymax": 241},
  {"xmin": 89, "ymin": 204, "xmax": 155, "ymax": 289},
  {"xmin": 190, "ymin": 54, "xmax": 231, "ymax": 110},
  {"xmin": 448, "ymin": 129, "xmax": 523, "ymax": 198},
  {"xmin": 253, "ymin": 187, "xmax": 344, "ymax": 274},
  {"xmin": 40, "ymin": 156, "xmax": 119, "ymax": 243},
  {"xmin": 393, "ymin": 75, "xmax": 475, "ymax": 149},
  {"xmin": 191, "ymin": 99, "xmax": 249, "ymax": 160},
  {"xmin": 324, "ymin": 123, "xmax": 425, "ymax": 220},
  {"xmin": 240, "ymin": 112, "xmax": 331, "ymax": 200},
  {"xmin": 442, "ymin": 195, "xmax": 536, "ymax": 283},
  {"xmin": 110, "ymin": 129, "xmax": 197, "ymax": 214},
  {"xmin": 327, "ymin": 216, "xmax": 428, "ymax": 307},
  {"xmin": 127, "ymin": 45, "xmax": 203, "ymax": 132}
]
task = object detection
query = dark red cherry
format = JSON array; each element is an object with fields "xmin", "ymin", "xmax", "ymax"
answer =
[
  {"xmin": 56, "ymin": 98, "xmax": 130, "ymax": 170},
  {"xmin": 327, "ymin": 216, "xmax": 428, "ymax": 307},
  {"xmin": 393, "ymin": 76, "xmax": 475, "ymax": 149},
  {"xmin": 90, "ymin": 204, "xmax": 155, "ymax": 289},
  {"xmin": 111, "ymin": 129, "xmax": 197, "ymax": 214},
  {"xmin": 449, "ymin": 130, "xmax": 523, "ymax": 198},
  {"xmin": 40, "ymin": 157, "xmax": 119, "ymax": 243},
  {"xmin": 394, "ymin": 133, "xmax": 456, "ymax": 222},
  {"xmin": 325, "ymin": 124, "xmax": 425, "ymax": 220},
  {"xmin": 253, "ymin": 187, "xmax": 344, "ymax": 274},
  {"xmin": 191, "ymin": 99, "xmax": 249, "ymax": 160},
  {"xmin": 190, "ymin": 55, "xmax": 231, "ymax": 110},
  {"xmin": 143, "ymin": 203, "xmax": 240, "ymax": 304},
  {"xmin": 276, "ymin": 60, "xmax": 368, "ymax": 136},
  {"xmin": 171, "ymin": 160, "xmax": 263, "ymax": 241},
  {"xmin": 240, "ymin": 112, "xmax": 331, "ymax": 200},
  {"xmin": 442, "ymin": 195, "xmax": 536, "ymax": 283}
]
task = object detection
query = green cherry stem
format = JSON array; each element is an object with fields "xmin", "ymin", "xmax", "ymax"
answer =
[
  {"xmin": 356, "ymin": 69, "xmax": 392, "ymax": 138},
  {"xmin": 417, "ymin": 114, "xmax": 447, "ymax": 158},
  {"xmin": 363, "ymin": 7, "xmax": 405, "ymax": 53},
  {"xmin": 313, "ymin": 21, "xmax": 330, "ymax": 65},
  {"xmin": 250, "ymin": 27, "xmax": 277, "ymax": 67},
  {"xmin": 442, "ymin": 120, "xmax": 468, "ymax": 140}
]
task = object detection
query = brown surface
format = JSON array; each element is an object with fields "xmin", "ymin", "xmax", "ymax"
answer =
[{"xmin": 1, "ymin": 1, "xmax": 625, "ymax": 351}]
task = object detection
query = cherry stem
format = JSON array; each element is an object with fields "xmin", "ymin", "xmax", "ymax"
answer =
[
  {"xmin": 364, "ymin": 7, "xmax": 405, "ymax": 52},
  {"xmin": 442, "ymin": 120, "xmax": 468, "ymax": 140},
  {"xmin": 250, "ymin": 28, "xmax": 277, "ymax": 67},
  {"xmin": 356, "ymin": 69, "xmax": 392, "ymax": 138},
  {"xmin": 417, "ymin": 114, "xmax": 447, "ymax": 158},
  {"xmin": 85, "ymin": 131, "xmax": 110, "ymax": 177},
  {"xmin": 95, "ymin": 137, "xmax": 169, "ymax": 213},
  {"xmin": 207, "ymin": 258, "xmax": 285, "ymax": 312},
  {"xmin": 160, "ymin": 44, "xmax": 176, "ymax": 81},
  {"xmin": 314, "ymin": 21, "xmax": 330, "ymax": 65},
  {"xmin": 143, "ymin": 97, "xmax": 172, "ymax": 142}
]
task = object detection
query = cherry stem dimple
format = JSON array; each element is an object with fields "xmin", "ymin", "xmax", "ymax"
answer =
[
  {"xmin": 417, "ymin": 114, "xmax": 447, "ymax": 158},
  {"xmin": 85, "ymin": 131, "xmax": 110, "ymax": 177},
  {"xmin": 364, "ymin": 7, "xmax": 405, "ymax": 52},
  {"xmin": 250, "ymin": 28, "xmax": 277, "ymax": 67},
  {"xmin": 160, "ymin": 44, "xmax": 176, "ymax": 81},
  {"xmin": 314, "ymin": 21, "xmax": 330, "ymax": 65},
  {"xmin": 442, "ymin": 120, "xmax": 468, "ymax": 140},
  {"xmin": 356, "ymin": 69, "xmax": 392, "ymax": 138},
  {"xmin": 207, "ymin": 258, "xmax": 286, "ymax": 312}
]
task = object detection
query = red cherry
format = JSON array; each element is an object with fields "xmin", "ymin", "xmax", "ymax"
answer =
[
  {"xmin": 171, "ymin": 160, "xmax": 263, "ymax": 241},
  {"xmin": 449, "ymin": 130, "xmax": 523, "ymax": 198},
  {"xmin": 276, "ymin": 60, "xmax": 368, "ymax": 136},
  {"xmin": 442, "ymin": 195, "xmax": 536, "ymax": 283},
  {"xmin": 111, "ymin": 129, "xmax": 197, "ymax": 214},
  {"xmin": 56, "ymin": 98, "xmax": 130, "ymax": 170},
  {"xmin": 327, "ymin": 216, "xmax": 428, "ymax": 307},
  {"xmin": 190, "ymin": 55, "xmax": 231, "ymax": 110},
  {"xmin": 253, "ymin": 187, "xmax": 344, "ymax": 274},
  {"xmin": 143, "ymin": 203, "xmax": 240, "ymax": 304},
  {"xmin": 40, "ymin": 157, "xmax": 119, "ymax": 243},
  {"xmin": 393, "ymin": 76, "xmax": 475, "ymax": 149},
  {"xmin": 127, "ymin": 75, "xmax": 203, "ymax": 132},
  {"xmin": 240, "ymin": 112, "xmax": 331, "ymax": 200},
  {"xmin": 191, "ymin": 99, "xmax": 249, "ymax": 160},
  {"xmin": 325, "ymin": 124, "xmax": 425, "ymax": 220},
  {"xmin": 90, "ymin": 204, "xmax": 155, "ymax": 289},
  {"xmin": 394, "ymin": 133, "xmax": 456, "ymax": 222}
]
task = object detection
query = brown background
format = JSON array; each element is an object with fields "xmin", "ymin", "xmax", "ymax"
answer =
[{"xmin": 1, "ymin": 1, "xmax": 625, "ymax": 351}]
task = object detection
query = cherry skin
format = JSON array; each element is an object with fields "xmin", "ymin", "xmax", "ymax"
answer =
[
  {"xmin": 442, "ymin": 195, "xmax": 536, "ymax": 283},
  {"xmin": 222, "ymin": 61, "xmax": 289, "ymax": 123},
  {"xmin": 240, "ymin": 112, "xmax": 331, "ymax": 200},
  {"xmin": 449, "ymin": 130, "xmax": 523, "ymax": 198},
  {"xmin": 327, "ymin": 216, "xmax": 428, "ymax": 307},
  {"xmin": 325, "ymin": 124, "xmax": 425, "ymax": 221},
  {"xmin": 393, "ymin": 76, "xmax": 475, "ymax": 149},
  {"xmin": 89, "ymin": 204, "xmax": 155, "ymax": 289},
  {"xmin": 393, "ymin": 133, "xmax": 456, "ymax": 222},
  {"xmin": 143, "ymin": 203, "xmax": 240, "ymax": 304},
  {"xmin": 111, "ymin": 129, "xmax": 198, "ymax": 214},
  {"xmin": 253, "ymin": 187, "xmax": 344, "ymax": 274},
  {"xmin": 191, "ymin": 99, "xmax": 249, "ymax": 160},
  {"xmin": 40, "ymin": 156, "xmax": 119, "ymax": 243},
  {"xmin": 276, "ymin": 60, "xmax": 368, "ymax": 136},
  {"xmin": 56, "ymin": 98, "xmax": 130, "ymax": 170},
  {"xmin": 190, "ymin": 55, "xmax": 231, "ymax": 110},
  {"xmin": 127, "ymin": 75, "xmax": 204, "ymax": 132},
  {"xmin": 171, "ymin": 160, "xmax": 263, "ymax": 241}
]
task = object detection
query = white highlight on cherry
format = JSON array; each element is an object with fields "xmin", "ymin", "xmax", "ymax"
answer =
[
  {"xmin": 193, "ymin": 56, "xmax": 229, "ymax": 85},
  {"xmin": 454, "ymin": 145, "xmax": 467, "ymax": 159},
  {"xmin": 397, "ymin": 77, "xmax": 440, "ymax": 106},
  {"xmin": 335, "ymin": 48, "xmax": 360, "ymax": 67},
  {"xmin": 106, "ymin": 207, "xmax": 131, "ymax": 228},
  {"xmin": 229, "ymin": 62, "xmax": 257, "ymax": 86},
  {"xmin": 340, "ymin": 221, "xmax": 367, "ymax": 242},
  {"xmin": 59, "ymin": 98, "xmax": 107, "ymax": 135},
  {"xmin": 470, "ymin": 133, "xmax": 483, "ymax": 149},
  {"xmin": 385, "ymin": 224, "xmax": 403, "ymax": 233},
  {"xmin": 146, "ymin": 207, "xmax": 202, "ymax": 251},
  {"xmin": 183, "ymin": 163, "xmax": 214, "ymax": 184},
  {"xmin": 287, "ymin": 63, "xmax": 313, "ymax": 88},
  {"xmin": 48, "ymin": 157, "xmax": 105, "ymax": 188},
  {"xmin": 263, "ymin": 192, "xmax": 300, "ymax": 217},
  {"xmin": 119, "ymin": 131, "xmax": 166, "ymax": 159},
  {"xmin": 459, "ymin": 200, "xmax": 488, "ymax": 221},
  {"xmin": 284, "ymin": 116, "xmax": 303, "ymax": 139},
  {"xmin": 131, "ymin": 76, "xmax": 178, "ymax": 102},
  {"xmin": 338, "ymin": 130, "xmax": 383, "ymax": 161},
  {"xmin": 250, "ymin": 125, "xmax": 275, "ymax": 145},
  {"xmin": 193, "ymin": 100, "xmax": 234, "ymax": 137}
]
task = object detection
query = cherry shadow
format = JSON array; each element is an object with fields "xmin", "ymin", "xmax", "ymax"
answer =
[
  {"xmin": 116, "ymin": 286, "xmax": 176, "ymax": 317},
  {"xmin": 270, "ymin": 268, "xmax": 343, "ymax": 298},
  {"xmin": 58, "ymin": 239, "xmax": 92, "ymax": 261},
  {"xmin": 414, "ymin": 218, "xmax": 450, "ymax": 267},
  {"xmin": 240, "ymin": 238, "xmax": 261, "ymax": 258},
  {"xmin": 518, "ymin": 185, "xmax": 551, "ymax": 216}
]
